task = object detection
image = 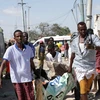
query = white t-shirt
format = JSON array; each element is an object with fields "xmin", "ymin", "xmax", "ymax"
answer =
[
  {"xmin": 79, "ymin": 43, "xmax": 85, "ymax": 53},
  {"xmin": 45, "ymin": 51, "xmax": 62, "ymax": 63},
  {"xmin": 3, "ymin": 44, "xmax": 34, "ymax": 83},
  {"xmin": 45, "ymin": 51, "xmax": 62, "ymax": 79}
]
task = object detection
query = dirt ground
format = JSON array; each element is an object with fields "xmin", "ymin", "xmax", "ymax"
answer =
[
  {"xmin": 0, "ymin": 78, "xmax": 17, "ymax": 100},
  {"xmin": 0, "ymin": 78, "xmax": 100, "ymax": 100}
]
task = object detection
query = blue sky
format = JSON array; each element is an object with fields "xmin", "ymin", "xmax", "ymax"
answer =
[{"xmin": 0, "ymin": 0, "xmax": 100, "ymax": 41}]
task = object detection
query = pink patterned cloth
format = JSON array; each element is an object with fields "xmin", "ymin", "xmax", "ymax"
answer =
[
  {"xmin": 13, "ymin": 82, "xmax": 35, "ymax": 100},
  {"xmin": 96, "ymin": 50, "xmax": 100, "ymax": 73}
]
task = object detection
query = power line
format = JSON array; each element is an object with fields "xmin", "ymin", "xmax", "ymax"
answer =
[
  {"xmin": 2, "ymin": 1, "xmax": 80, "ymax": 29},
  {"xmin": 71, "ymin": 9, "xmax": 77, "ymax": 24},
  {"xmin": 73, "ymin": 0, "xmax": 78, "ymax": 8},
  {"xmin": 45, "ymin": 10, "xmax": 72, "ymax": 23},
  {"xmin": 59, "ymin": 10, "xmax": 71, "ymax": 26}
]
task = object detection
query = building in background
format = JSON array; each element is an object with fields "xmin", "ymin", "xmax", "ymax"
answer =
[{"xmin": 93, "ymin": 14, "xmax": 100, "ymax": 37}]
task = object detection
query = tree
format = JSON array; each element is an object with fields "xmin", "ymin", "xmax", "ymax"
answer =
[
  {"xmin": 38, "ymin": 22, "xmax": 49, "ymax": 34},
  {"xmin": 29, "ymin": 30, "xmax": 39, "ymax": 41},
  {"xmin": 28, "ymin": 23, "xmax": 71, "ymax": 42},
  {"xmin": 51, "ymin": 24, "xmax": 70, "ymax": 35}
]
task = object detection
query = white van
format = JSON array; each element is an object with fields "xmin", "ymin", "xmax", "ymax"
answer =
[
  {"xmin": 33, "ymin": 35, "xmax": 71, "ymax": 57},
  {"xmin": 33, "ymin": 35, "xmax": 71, "ymax": 46}
]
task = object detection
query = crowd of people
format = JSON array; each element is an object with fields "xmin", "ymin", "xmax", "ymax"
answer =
[{"xmin": 0, "ymin": 21, "xmax": 100, "ymax": 100}]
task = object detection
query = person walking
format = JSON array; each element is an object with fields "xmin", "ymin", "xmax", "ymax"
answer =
[
  {"xmin": 64, "ymin": 40, "xmax": 69, "ymax": 60},
  {"xmin": 23, "ymin": 32, "xmax": 35, "ymax": 57},
  {"xmin": 45, "ymin": 43, "xmax": 62, "ymax": 78},
  {"xmin": 91, "ymin": 50, "xmax": 100, "ymax": 96},
  {"xmin": 68, "ymin": 22, "xmax": 100, "ymax": 100},
  {"xmin": 0, "ymin": 30, "xmax": 35, "ymax": 100},
  {"xmin": 39, "ymin": 41, "xmax": 45, "ymax": 68},
  {"xmin": 45, "ymin": 37, "xmax": 55, "ymax": 54},
  {"xmin": 95, "ymin": 50, "xmax": 100, "ymax": 96},
  {"xmin": 46, "ymin": 43, "xmax": 62, "ymax": 63}
]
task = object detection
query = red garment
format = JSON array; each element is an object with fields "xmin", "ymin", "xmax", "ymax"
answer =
[
  {"xmin": 96, "ymin": 50, "xmax": 100, "ymax": 73},
  {"xmin": 64, "ymin": 43, "xmax": 69, "ymax": 50},
  {"xmin": 13, "ymin": 82, "xmax": 35, "ymax": 100},
  {"xmin": 6, "ymin": 62, "xmax": 10, "ymax": 73}
]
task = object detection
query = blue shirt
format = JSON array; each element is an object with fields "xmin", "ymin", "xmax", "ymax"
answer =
[{"xmin": 28, "ymin": 42, "xmax": 35, "ymax": 57}]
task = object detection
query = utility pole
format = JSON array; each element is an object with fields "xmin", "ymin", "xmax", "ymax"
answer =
[
  {"xmin": 86, "ymin": 0, "xmax": 92, "ymax": 29},
  {"xmin": 80, "ymin": 0, "xmax": 85, "ymax": 22},
  {"xmin": 27, "ymin": 6, "xmax": 31, "ymax": 35},
  {"xmin": 25, "ymin": 10, "xmax": 27, "ymax": 32},
  {"xmin": 18, "ymin": 0, "xmax": 26, "ymax": 32}
]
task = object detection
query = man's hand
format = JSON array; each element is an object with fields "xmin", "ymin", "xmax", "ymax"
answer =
[
  {"xmin": 86, "ymin": 44, "xmax": 95, "ymax": 49},
  {"xmin": 67, "ymin": 67, "xmax": 72, "ymax": 73}
]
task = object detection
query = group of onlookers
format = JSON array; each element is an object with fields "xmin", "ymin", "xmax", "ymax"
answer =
[
  {"xmin": 35, "ymin": 37, "xmax": 70, "ymax": 67},
  {"xmin": 0, "ymin": 21, "xmax": 100, "ymax": 100}
]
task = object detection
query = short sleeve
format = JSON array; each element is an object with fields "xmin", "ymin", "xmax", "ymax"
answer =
[
  {"xmin": 3, "ymin": 47, "xmax": 12, "ymax": 61},
  {"xmin": 71, "ymin": 40, "xmax": 76, "ymax": 53},
  {"xmin": 92, "ymin": 35, "xmax": 100, "ymax": 46}
]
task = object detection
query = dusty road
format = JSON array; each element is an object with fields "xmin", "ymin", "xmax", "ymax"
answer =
[{"xmin": 0, "ymin": 79, "xmax": 17, "ymax": 100}]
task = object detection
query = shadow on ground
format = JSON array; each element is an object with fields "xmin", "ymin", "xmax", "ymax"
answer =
[{"xmin": 0, "ymin": 79, "xmax": 17, "ymax": 100}]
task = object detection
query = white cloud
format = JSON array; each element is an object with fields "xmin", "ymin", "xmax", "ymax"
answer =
[{"xmin": 2, "ymin": 7, "xmax": 21, "ymax": 16}]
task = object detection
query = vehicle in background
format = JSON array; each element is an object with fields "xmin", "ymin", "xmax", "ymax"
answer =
[
  {"xmin": 33, "ymin": 35, "xmax": 71, "ymax": 46},
  {"xmin": 0, "ymin": 32, "xmax": 5, "ymax": 64},
  {"xmin": 33, "ymin": 35, "xmax": 71, "ymax": 57}
]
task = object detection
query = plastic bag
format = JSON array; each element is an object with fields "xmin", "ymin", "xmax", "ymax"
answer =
[{"xmin": 43, "ymin": 72, "xmax": 75, "ymax": 100}]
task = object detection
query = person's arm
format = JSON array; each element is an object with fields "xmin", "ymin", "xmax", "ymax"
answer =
[
  {"xmin": 30, "ymin": 58, "xmax": 35, "ymax": 72},
  {"xmin": 0, "ymin": 60, "xmax": 7, "ymax": 88},
  {"xmin": 86, "ymin": 44, "xmax": 100, "ymax": 50},
  {"xmin": 86, "ymin": 34, "xmax": 100, "ymax": 50},
  {"xmin": 58, "ymin": 52, "xmax": 62, "ymax": 63},
  {"xmin": 68, "ymin": 52, "xmax": 75, "ymax": 73},
  {"xmin": 94, "ymin": 46, "xmax": 100, "ymax": 50}
]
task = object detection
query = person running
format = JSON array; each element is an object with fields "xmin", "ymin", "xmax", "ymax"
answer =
[
  {"xmin": 0, "ymin": 30, "xmax": 35, "ymax": 100},
  {"xmin": 68, "ymin": 22, "xmax": 100, "ymax": 100}
]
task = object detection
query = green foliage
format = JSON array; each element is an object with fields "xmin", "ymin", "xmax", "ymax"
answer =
[
  {"xmin": 51, "ymin": 24, "xmax": 70, "ymax": 36},
  {"xmin": 29, "ymin": 23, "xmax": 71, "ymax": 41}
]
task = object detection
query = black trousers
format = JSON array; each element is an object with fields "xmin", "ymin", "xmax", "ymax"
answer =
[{"xmin": 74, "ymin": 81, "xmax": 80, "ymax": 100}]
